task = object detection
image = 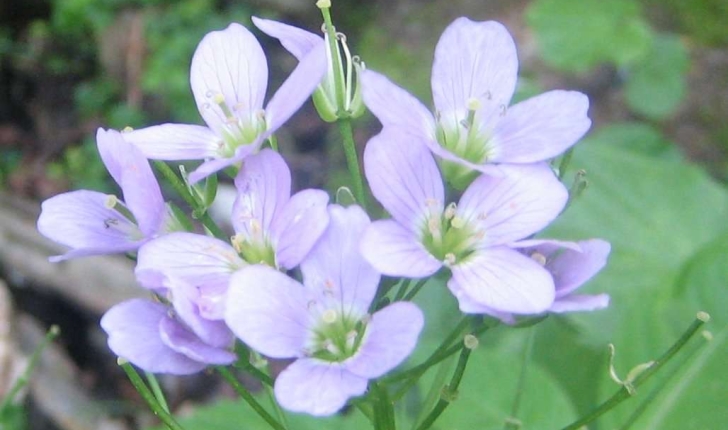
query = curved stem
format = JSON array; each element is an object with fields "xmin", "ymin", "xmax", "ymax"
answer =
[
  {"xmin": 560, "ymin": 312, "xmax": 710, "ymax": 430},
  {"xmin": 503, "ymin": 327, "xmax": 535, "ymax": 430},
  {"xmin": 414, "ymin": 342, "xmax": 474, "ymax": 430},
  {"xmin": 217, "ymin": 367, "xmax": 287, "ymax": 430},
  {"xmin": 120, "ymin": 362, "xmax": 185, "ymax": 430}
]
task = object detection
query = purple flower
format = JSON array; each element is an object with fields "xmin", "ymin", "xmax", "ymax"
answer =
[
  {"xmin": 37, "ymin": 128, "xmax": 168, "ymax": 261},
  {"xmin": 360, "ymin": 129, "xmax": 569, "ymax": 314},
  {"xmin": 451, "ymin": 239, "xmax": 611, "ymax": 318},
  {"xmin": 101, "ymin": 277, "xmax": 236, "ymax": 375},
  {"xmin": 123, "ymin": 23, "xmax": 327, "ymax": 183},
  {"xmin": 225, "ymin": 205, "xmax": 424, "ymax": 416},
  {"xmin": 135, "ymin": 149, "xmax": 329, "ymax": 319},
  {"xmin": 361, "ymin": 17, "xmax": 591, "ymax": 187}
]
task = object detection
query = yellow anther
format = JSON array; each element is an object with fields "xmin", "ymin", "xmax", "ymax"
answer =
[
  {"xmin": 213, "ymin": 93, "xmax": 226, "ymax": 105},
  {"xmin": 464, "ymin": 334, "xmax": 479, "ymax": 350},
  {"xmin": 122, "ymin": 126, "xmax": 134, "ymax": 133},
  {"xmin": 443, "ymin": 253, "xmax": 456, "ymax": 266},
  {"xmin": 322, "ymin": 309, "xmax": 337, "ymax": 324},
  {"xmin": 104, "ymin": 194, "xmax": 119, "ymax": 209},
  {"xmin": 467, "ymin": 97, "xmax": 481, "ymax": 111},
  {"xmin": 444, "ymin": 202, "xmax": 457, "ymax": 220},
  {"xmin": 451, "ymin": 216, "xmax": 465, "ymax": 229},
  {"xmin": 316, "ymin": 0, "xmax": 331, "ymax": 8},
  {"xmin": 530, "ymin": 252, "xmax": 547, "ymax": 266}
]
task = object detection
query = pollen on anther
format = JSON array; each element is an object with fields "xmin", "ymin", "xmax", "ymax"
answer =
[
  {"xmin": 443, "ymin": 253, "xmax": 456, "ymax": 266},
  {"xmin": 451, "ymin": 216, "xmax": 465, "ymax": 229},
  {"xmin": 322, "ymin": 309, "xmax": 337, "ymax": 324},
  {"xmin": 530, "ymin": 252, "xmax": 547, "ymax": 266},
  {"xmin": 467, "ymin": 97, "xmax": 481, "ymax": 111},
  {"xmin": 104, "ymin": 195, "xmax": 119, "ymax": 209}
]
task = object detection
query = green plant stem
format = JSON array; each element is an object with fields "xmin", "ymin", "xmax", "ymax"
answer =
[
  {"xmin": 503, "ymin": 327, "xmax": 536, "ymax": 430},
  {"xmin": 560, "ymin": 313, "xmax": 710, "ymax": 430},
  {"xmin": 145, "ymin": 372, "xmax": 169, "ymax": 413},
  {"xmin": 413, "ymin": 358, "xmax": 454, "ymax": 430},
  {"xmin": 268, "ymin": 135, "xmax": 279, "ymax": 152},
  {"xmin": 120, "ymin": 362, "xmax": 185, "ymax": 430},
  {"xmin": 216, "ymin": 367, "xmax": 287, "ymax": 430},
  {"xmin": 152, "ymin": 161, "xmax": 226, "ymax": 240},
  {"xmin": 393, "ymin": 279, "xmax": 415, "ymax": 302},
  {"xmin": 337, "ymin": 118, "xmax": 368, "ymax": 209},
  {"xmin": 401, "ymin": 279, "xmax": 427, "ymax": 302},
  {"xmin": 414, "ymin": 342, "xmax": 474, "ymax": 430},
  {"xmin": 0, "ymin": 325, "xmax": 60, "ymax": 414},
  {"xmin": 372, "ymin": 382, "xmax": 395, "ymax": 430},
  {"xmin": 557, "ymin": 148, "xmax": 574, "ymax": 180},
  {"xmin": 320, "ymin": 5, "xmax": 345, "ymax": 110}
]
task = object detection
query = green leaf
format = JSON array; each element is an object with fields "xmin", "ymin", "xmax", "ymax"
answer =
[
  {"xmin": 583, "ymin": 122, "xmax": 683, "ymax": 160},
  {"xmin": 541, "ymin": 141, "xmax": 728, "ymax": 427},
  {"xmin": 625, "ymin": 34, "xmax": 690, "ymax": 120},
  {"xmin": 527, "ymin": 0, "xmax": 653, "ymax": 72}
]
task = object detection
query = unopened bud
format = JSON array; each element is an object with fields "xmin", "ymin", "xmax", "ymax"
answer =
[
  {"xmin": 697, "ymin": 311, "xmax": 710, "ymax": 322},
  {"xmin": 464, "ymin": 334, "xmax": 479, "ymax": 349}
]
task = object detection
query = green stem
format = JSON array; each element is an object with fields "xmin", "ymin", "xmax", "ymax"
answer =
[
  {"xmin": 372, "ymin": 382, "xmax": 395, "ymax": 430},
  {"xmin": 120, "ymin": 362, "xmax": 185, "ymax": 430},
  {"xmin": 393, "ymin": 279, "xmax": 415, "ymax": 302},
  {"xmin": 414, "ymin": 342, "xmax": 474, "ymax": 430},
  {"xmin": 401, "ymin": 279, "xmax": 427, "ymax": 302},
  {"xmin": 557, "ymin": 148, "xmax": 574, "ymax": 180},
  {"xmin": 503, "ymin": 327, "xmax": 536, "ymax": 430},
  {"xmin": 560, "ymin": 312, "xmax": 710, "ymax": 430},
  {"xmin": 412, "ymin": 357, "xmax": 454, "ymax": 430},
  {"xmin": 217, "ymin": 367, "xmax": 287, "ymax": 430},
  {"xmin": 145, "ymin": 372, "xmax": 169, "ymax": 413},
  {"xmin": 0, "ymin": 325, "xmax": 60, "ymax": 414},
  {"xmin": 337, "ymin": 118, "xmax": 368, "ymax": 209},
  {"xmin": 320, "ymin": 5, "xmax": 346, "ymax": 110},
  {"xmin": 152, "ymin": 161, "xmax": 227, "ymax": 240}
]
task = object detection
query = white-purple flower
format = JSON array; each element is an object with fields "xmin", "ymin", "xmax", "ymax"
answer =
[
  {"xmin": 37, "ymin": 128, "xmax": 169, "ymax": 261},
  {"xmin": 361, "ymin": 17, "xmax": 591, "ymax": 187},
  {"xmin": 135, "ymin": 149, "xmax": 329, "ymax": 319},
  {"xmin": 101, "ymin": 277, "xmax": 236, "ymax": 375},
  {"xmin": 451, "ymin": 239, "xmax": 611, "ymax": 317},
  {"xmin": 225, "ymin": 205, "xmax": 424, "ymax": 416},
  {"xmin": 123, "ymin": 22, "xmax": 327, "ymax": 183},
  {"xmin": 360, "ymin": 128, "xmax": 569, "ymax": 314}
]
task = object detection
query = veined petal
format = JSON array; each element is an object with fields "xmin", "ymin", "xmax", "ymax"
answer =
[
  {"xmin": 457, "ymin": 163, "xmax": 568, "ymax": 247},
  {"xmin": 344, "ymin": 302, "xmax": 424, "ymax": 379},
  {"xmin": 270, "ymin": 189, "xmax": 330, "ymax": 270},
  {"xmin": 446, "ymin": 281, "xmax": 516, "ymax": 323},
  {"xmin": 300, "ymin": 205, "xmax": 380, "ymax": 315},
  {"xmin": 232, "ymin": 149, "xmax": 291, "ymax": 238},
  {"xmin": 170, "ymin": 280, "xmax": 235, "ymax": 348},
  {"xmin": 449, "ymin": 247, "xmax": 555, "ymax": 314},
  {"xmin": 360, "ymin": 69, "xmax": 435, "ymax": 139},
  {"xmin": 224, "ymin": 265, "xmax": 311, "ymax": 358},
  {"xmin": 38, "ymin": 190, "xmax": 142, "ymax": 261},
  {"xmin": 489, "ymin": 91, "xmax": 591, "ymax": 163},
  {"xmin": 159, "ymin": 316, "xmax": 236, "ymax": 365},
  {"xmin": 431, "ymin": 18, "xmax": 518, "ymax": 126},
  {"xmin": 97, "ymin": 128, "xmax": 165, "ymax": 236},
  {"xmin": 135, "ymin": 232, "xmax": 244, "ymax": 294},
  {"xmin": 360, "ymin": 220, "xmax": 442, "ymax": 278},
  {"xmin": 364, "ymin": 129, "xmax": 444, "ymax": 231},
  {"xmin": 550, "ymin": 294, "xmax": 610, "ymax": 313},
  {"xmin": 265, "ymin": 41, "xmax": 327, "ymax": 133},
  {"xmin": 274, "ymin": 359, "xmax": 367, "ymax": 416},
  {"xmin": 122, "ymin": 124, "xmax": 221, "ymax": 160},
  {"xmin": 187, "ymin": 142, "xmax": 260, "ymax": 184},
  {"xmin": 100, "ymin": 299, "xmax": 206, "ymax": 375},
  {"xmin": 529, "ymin": 239, "xmax": 611, "ymax": 297},
  {"xmin": 252, "ymin": 17, "xmax": 322, "ymax": 60},
  {"xmin": 190, "ymin": 23, "xmax": 268, "ymax": 134}
]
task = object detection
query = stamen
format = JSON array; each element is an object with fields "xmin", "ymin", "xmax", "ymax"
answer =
[
  {"xmin": 443, "ymin": 252, "xmax": 456, "ymax": 266},
  {"xmin": 104, "ymin": 195, "xmax": 119, "ymax": 209},
  {"xmin": 444, "ymin": 202, "xmax": 457, "ymax": 220},
  {"xmin": 213, "ymin": 94, "xmax": 236, "ymax": 120},
  {"xmin": 450, "ymin": 216, "xmax": 465, "ymax": 229},
  {"xmin": 530, "ymin": 252, "xmax": 547, "ymax": 266},
  {"xmin": 322, "ymin": 309, "xmax": 337, "ymax": 324}
]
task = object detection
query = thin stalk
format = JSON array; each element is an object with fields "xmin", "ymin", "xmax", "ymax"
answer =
[
  {"xmin": 120, "ymin": 362, "xmax": 185, "ymax": 430},
  {"xmin": 372, "ymin": 382, "xmax": 395, "ymax": 430},
  {"xmin": 414, "ymin": 342, "xmax": 474, "ymax": 430},
  {"xmin": 0, "ymin": 325, "xmax": 60, "ymax": 414},
  {"xmin": 401, "ymin": 279, "xmax": 427, "ymax": 302},
  {"xmin": 557, "ymin": 148, "xmax": 574, "ymax": 180},
  {"xmin": 217, "ymin": 367, "xmax": 287, "ymax": 430},
  {"xmin": 264, "ymin": 382, "xmax": 288, "ymax": 429},
  {"xmin": 503, "ymin": 327, "xmax": 536, "ymax": 430},
  {"xmin": 145, "ymin": 372, "xmax": 169, "ymax": 413},
  {"xmin": 393, "ymin": 279, "xmax": 416, "ymax": 302},
  {"xmin": 560, "ymin": 312, "xmax": 710, "ymax": 430},
  {"xmin": 337, "ymin": 118, "xmax": 367, "ymax": 209},
  {"xmin": 618, "ymin": 330, "xmax": 711, "ymax": 430},
  {"xmin": 268, "ymin": 135, "xmax": 279, "ymax": 152},
  {"xmin": 412, "ymin": 358, "xmax": 454, "ymax": 430}
]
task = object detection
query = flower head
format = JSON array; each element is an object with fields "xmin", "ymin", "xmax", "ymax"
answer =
[
  {"xmin": 361, "ymin": 17, "xmax": 591, "ymax": 188},
  {"xmin": 224, "ymin": 205, "xmax": 424, "ymax": 416},
  {"xmin": 360, "ymin": 129, "xmax": 569, "ymax": 314},
  {"xmin": 37, "ymin": 128, "xmax": 169, "ymax": 261},
  {"xmin": 100, "ymin": 278, "xmax": 235, "ymax": 375},
  {"xmin": 135, "ymin": 149, "xmax": 329, "ymax": 319},
  {"xmin": 123, "ymin": 23, "xmax": 327, "ymax": 183}
]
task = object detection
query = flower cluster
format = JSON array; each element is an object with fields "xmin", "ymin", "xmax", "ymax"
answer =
[{"xmin": 37, "ymin": 13, "xmax": 609, "ymax": 418}]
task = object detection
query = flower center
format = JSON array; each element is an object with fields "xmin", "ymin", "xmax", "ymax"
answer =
[
  {"xmin": 103, "ymin": 195, "xmax": 144, "ymax": 240},
  {"xmin": 204, "ymin": 92, "xmax": 267, "ymax": 157},
  {"xmin": 420, "ymin": 201, "xmax": 481, "ymax": 266},
  {"xmin": 231, "ymin": 225, "xmax": 276, "ymax": 267},
  {"xmin": 307, "ymin": 308, "xmax": 368, "ymax": 363}
]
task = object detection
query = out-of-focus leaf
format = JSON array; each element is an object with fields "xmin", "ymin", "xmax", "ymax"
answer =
[
  {"xmin": 625, "ymin": 34, "xmax": 690, "ymax": 120},
  {"xmin": 582, "ymin": 122, "xmax": 683, "ymax": 160},
  {"xmin": 527, "ymin": 0, "xmax": 653, "ymax": 72}
]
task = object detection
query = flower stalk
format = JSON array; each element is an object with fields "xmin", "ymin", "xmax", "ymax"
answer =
[{"xmin": 119, "ymin": 361, "xmax": 186, "ymax": 430}]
